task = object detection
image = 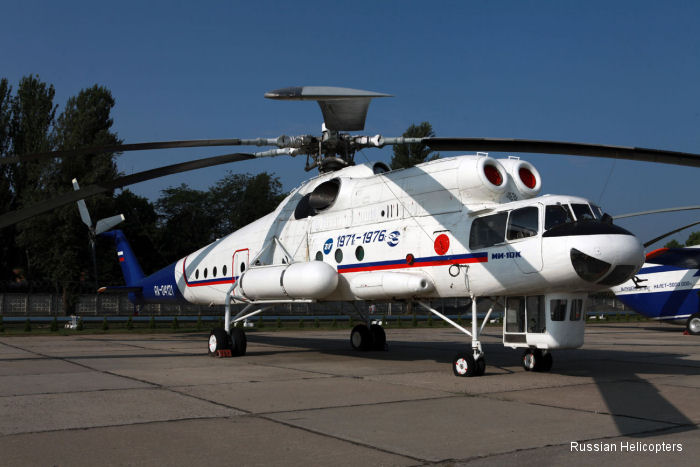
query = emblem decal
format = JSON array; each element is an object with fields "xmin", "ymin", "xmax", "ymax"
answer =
[
  {"xmin": 323, "ymin": 238, "xmax": 334, "ymax": 255},
  {"xmin": 387, "ymin": 231, "xmax": 400, "ymax": 247}
]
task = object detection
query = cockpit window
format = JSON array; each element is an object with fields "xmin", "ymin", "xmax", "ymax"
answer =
[
  {"xmin": 507, "ymin": 207, "xmax": 539, "ymax": 241},
  {"xmin": 469, "ymin": 212, "xmax": 508, "ymax": 249},
  {"xmin": 571, "ymin": 204, "xmax": 596, "ymax": 222},
  {"xmin": 544, "ymin": 204, "xmax": 574, "ymax": 231},
  {"xmin": 590, "ymin": 204, "xmax": 603, "ymax": 219}
]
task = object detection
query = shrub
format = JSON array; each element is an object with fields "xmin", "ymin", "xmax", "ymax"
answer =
[
  {"xmin": 314, "ymin": 318, "xmax": 320, "ymax": 328},
  {"xmin": 24, "ymin": 318, "xmax": 31, "ymax": 332},
  {"xmin": 298, "ymin": 319, "xmax": 304, "ymax": 328},
  {"xmin": 427, "ymin": 315, "xmax": 433, "ymax": 327},
  {"xmin": 77, "ymin": 318, "xmax": 84, "ymax": 331},
  {"xmin": 276, "ymin": 317, "xmax": 282, "ymax": 328},
  {"xmin": 50, "ymin": 317, "xmax": 58, "ymax": 332},
  {"xmin": 331, "ymin": 319, "xmax": 337, "ymax": 328},
  {"xmin": 0, "ymin": 317, "xmax": 4, "ymax": 333},
  {"xmin": 149, "ymin": 316, "xmax": 156, "ymax": 329},
  {"xmin": 102, "ymin": 318, "xmax": 109, "ymax": 331},
  {"xmin": 258, "ymin": 316, "xmax": 265, "ymax": 328},
  {"xmin": 196, "ymin": 315, "xmax": 203, "ymax": 330},
  {"xmin": 412, "ymin": 314, "xmax": 418, "ymax": 327},
  {"xmin": 126, "ymin": 316, "xmax": 134, "ymax": 330},
  {"xmin": 397, "ymin": 316, "xmax": 402, "ymax": 327},
  {"xmin": 172, "ymin": 317, "xmax": 179, "ymax": 330}
]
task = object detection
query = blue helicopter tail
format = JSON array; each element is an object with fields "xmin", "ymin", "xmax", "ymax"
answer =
[{"xmin": 100, "ymin": 229, "xmax": 145, "ymax": 287}]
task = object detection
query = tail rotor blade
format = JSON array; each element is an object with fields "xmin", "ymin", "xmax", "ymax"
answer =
[
  {"xmin": 72, "ymin": 178, "xmax": 93, "ymax": 228},
  {"xmin": 95, "ymin": 214, "xmax": 125, "ymax": 235}
]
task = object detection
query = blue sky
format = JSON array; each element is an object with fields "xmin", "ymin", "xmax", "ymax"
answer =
[{"xmin": 3, "ymin": 0, "xmax": 700, "ymax": 246}]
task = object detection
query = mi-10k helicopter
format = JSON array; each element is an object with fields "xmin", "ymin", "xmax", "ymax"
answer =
[{"xmin": 3, "ymin": 86, "xmax": 700, "ymax": 377}]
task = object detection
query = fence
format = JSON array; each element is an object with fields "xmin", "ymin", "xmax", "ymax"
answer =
[{"xmin": 0, "ymin": 293, "xmax": 625, "ymax": 318}]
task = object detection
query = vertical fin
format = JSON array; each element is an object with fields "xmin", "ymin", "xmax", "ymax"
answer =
[{"xmin": 100, "ymin": 230, "xmax": 145, "ymax": 286}]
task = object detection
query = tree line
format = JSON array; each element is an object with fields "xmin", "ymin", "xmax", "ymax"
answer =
[
  {"xmin": 1, "ymin": 75, "xmax": 439, "ymax": 314},
  {"xmin": 0, "ymin": 75, "xmax": 285, "ymax": 312}
]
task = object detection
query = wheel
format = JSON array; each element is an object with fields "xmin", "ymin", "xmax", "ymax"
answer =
[
  {"xmin": 208, "ymin": 328, "xmax": 230, "ymax": 356},
  {"xmin": 475, "ymin": 356, "xmax": 486, "ymax": 376},
  {"xmin": 369, "ymin": 324, "xmax": 386, "ymax": 350},
  {"xmin": 687, "ymin": 313, "xmax": 700, "ymax": 335},
  {"xmin": 539, "ymin": 352, "xmax": 553, "ymax": 372},
  {"xmin": 230, "ymin": 327, "xmax": 247, "ymax": 356},
  {"xmin": 522, "ymin": 349, "xmax": 539, "ymax": 371},
  {"xmin": 350, "ymin": 324, "xmax": 372, "ymax": 351},
  {"xmin": 453, "ymin": 352, "xmax": 476, "ymax": 377}
]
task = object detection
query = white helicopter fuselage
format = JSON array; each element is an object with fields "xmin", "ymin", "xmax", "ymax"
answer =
[{"xmin": 167, "ymin": 154, "xmax": 644, "ymax": 306}]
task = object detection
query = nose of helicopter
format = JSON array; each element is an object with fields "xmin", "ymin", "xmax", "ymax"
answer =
[{"xmin": 544, "ymin": 222, "xmax": 645, "ymax": 286}]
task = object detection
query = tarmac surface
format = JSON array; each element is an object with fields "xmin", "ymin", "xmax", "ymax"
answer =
[{"xmin": 0, "ymin": 323, "xmax": 698, "ymax": 466}]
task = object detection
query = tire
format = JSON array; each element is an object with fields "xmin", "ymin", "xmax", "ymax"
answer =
[
  {"xmin": 687, "ymin": 313, "xmax": 700, "ymax": 335},
  {"xmin": 539, "ymin": 352, "xmax": 553, "ymax": 372},
  {"xmin": 208, "ymin": 328, "xmax": 230, "ymax": 356},
  {"xmin": 230, "ymin": 327, "xmax": 247, "ymax": 356},
  {"xmin": 475, "ymin": 356, "xmax": 486, "ymax": 376},
  {"xmin": 369, "ymin": 324, "xmax": 386, "ymax": 350},
  {"xmin": 522, "ymin": 349, "xmax": 537, "ymax": 371},
  {"xmin": 453, "ymin": 352, "xmax": 476, "ymax": 377},
  {"xmin": 350, "ymin": 324, "xmax": 372, "ymax": 351}
]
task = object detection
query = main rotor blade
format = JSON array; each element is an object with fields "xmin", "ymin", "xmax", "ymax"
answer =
[
  {"xmin": 614, "ymin": 205, "xmax": 700, "ymax": 220},
  {"xmin": 0, "ymin": 138, "xmax": 257, "ymax": 165},
  {"xmin": 423, "ymin": 138, "xmax": 700, "ymax": 168},
  {"xmin": 72, "ymin": 178, "xmax": 93, "ymax": 228},
  {"xmin": 644, "ymin": 220, "xmax": 700, "ymax": 248},
  {"xmin": 0, "ymin": 152, "xmax": 256, "ymax": 229}
]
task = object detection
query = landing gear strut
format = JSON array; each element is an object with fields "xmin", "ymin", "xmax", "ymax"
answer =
[{"xmin": 419, "ymin": 296, "xmax": 492, "ymax": 377}]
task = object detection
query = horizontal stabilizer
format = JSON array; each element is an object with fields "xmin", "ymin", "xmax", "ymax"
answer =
[
  {"xmin": 645, "ymin": 247, "xmax": 700, "ymax": 269},
  {"xmin": 97, "ymin": 285, "xmax": 143, "ymax": 294}
]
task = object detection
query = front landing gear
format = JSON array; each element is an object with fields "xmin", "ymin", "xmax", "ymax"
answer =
[
  {"xmin": 350, "ymin": 323, "xmax": 387, "ymax": 351},
  {"xmin": 453, "ymin": 353, "xmax": 486, "ymax": 377},
  {"xmin": 522, "ymin": 349, "xmax": 553, "ymax": 372}
]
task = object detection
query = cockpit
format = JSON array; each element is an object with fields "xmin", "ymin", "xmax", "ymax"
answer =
[{"xmin": 468, "ymin": 198, "xmax": 611, "ymax": 250}]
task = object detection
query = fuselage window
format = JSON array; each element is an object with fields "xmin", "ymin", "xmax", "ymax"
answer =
[
  {"xmin": 223, "ymin": 265, "xmax": 227, "ymax": 276},
  {"xmin": 469, "ymin": 212, "xmax": 508, "ymax": 250},
  {"xmin": 213, "ymin": 266, "xmax": 217, "ymax": 277},
  {"xmin": 571, "ymin": 204, "xmax": 595, "ymax": 222},
  {"xmin": 527, "ymin": 295, "xmax": 546, "ymax": 333},
  {"xmin": 335, "ymin": 248, "xmax": 343, "ymax": 264},
  {"xmin": 240, "ymin": 263, "xmax": 246, "ymax": 273},
  {"xmin": 544, "ymin": 204, "xmax": 574, "ymax": 231},
  {"xmin": 505, "ymin": 297, "xmax": 526, "ymax": 333},
  {"xmin": 550, "ymin": 299, "xmax": 567, "ymax": 321},
  {"xmin": 355, "ymin": 245, "xmax": 365, "ymax": 261},
  {"xmin": 195, "ymin": 269, "xmax": 199, "ymax": 280},
  {"xmin": 204, "ymin": 268, "xmax": 208, "ymax": 279},
  {"xmin": 570, "ymin": 299, "xmax": 583, "ymax": 321},
  {"xmin": 315, "ymin": 251, "xmax": 323, "ymax": 261},
  {"xmin": 507, "ymin": 206, "xmax": 539, "ymax": 241}
]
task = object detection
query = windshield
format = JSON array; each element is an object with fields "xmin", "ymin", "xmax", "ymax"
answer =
[
  {"xmin": 571, "ymin": 203, "xmax": 596, "ymax": 221},
  {"xmin": 544, "ymin": 204, "xmax": 574, "ymax": 231}
]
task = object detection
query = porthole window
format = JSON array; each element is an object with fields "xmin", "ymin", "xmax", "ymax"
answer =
[
  {"xmin": 240, "ymin": 263, "xmax": 246, "ymax": 273},
  {"xmin": 335, "ymin": 248, "xmax": 343, "ymax": 263},
  {"xmin": 315, "ymin": 251, "xmax": 323, "ymax": 261},
  {"xmin": 355, "ymin": 246, "xmax": 364, "ymax": 261},
  {"xmin": 223, "ymin": 265, "xmax": 227, "ymax": 276},
  {"xmin": 195, "ymin": 269, "xmax": 199, "ymax": 279},
  {"xmin": 204, "ymin": 268, "xmax": 208, "ymax": 278},
  {"xmin": 213, "ymin": 266, "xmax": 217, "ymax": 277}
]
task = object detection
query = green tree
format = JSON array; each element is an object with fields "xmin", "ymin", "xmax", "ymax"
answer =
[
  {"xmin": 0, "ymin": 78, "xmax": 16, "ymax": 284},
  {"xmin": 390, "ymin": 122, "xmax": 438, "ymax": 169},
  {"xmin": 14, "ymin": 83, "xmax": 120, "ymax": 311},
  {"xmin": 664, "ymin": 239, "xmax": 683, "ymax": 248},
  {"xmin": 685, "ymin": 231, "xmax": 700, "ymax": 247}
]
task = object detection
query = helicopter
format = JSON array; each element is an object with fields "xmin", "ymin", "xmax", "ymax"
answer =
[{"xmin": 3, "ymin": 86, "xmax": 700, "ymax": 377}]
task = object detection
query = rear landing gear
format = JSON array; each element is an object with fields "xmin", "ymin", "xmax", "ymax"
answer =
[
  {"xmin": 522, "ymin": 349, "xmax": 553, "ymax": 372},
  {"xmin": 208, "ymin": 328, "xmax": 230, "ymax": 356},
  {"xmin": 350, "ymin": 323, "xmax": 387, "ymax": 351}
]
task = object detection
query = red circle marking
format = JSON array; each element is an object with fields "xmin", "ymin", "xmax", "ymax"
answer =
[
  {"xmin": 434, "ymin": 234, "xmax": 450, "ymax": 255},
  {"xmin": 405, "ymin": 254, "xmax": 415, "ymax": 265}
]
